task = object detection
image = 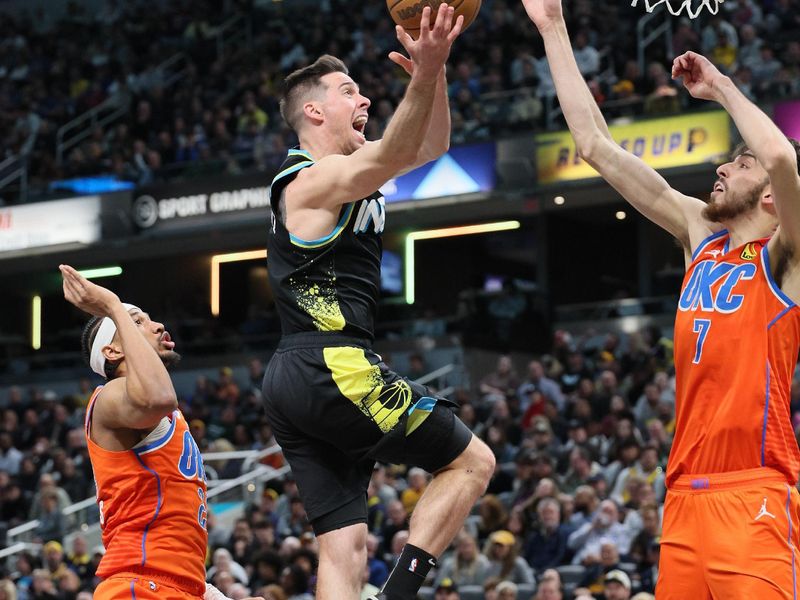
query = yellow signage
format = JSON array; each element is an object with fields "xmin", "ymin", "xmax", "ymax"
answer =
[{"xmin": 536, "ymin": 111, "xmax": 730, "ymax": 184}]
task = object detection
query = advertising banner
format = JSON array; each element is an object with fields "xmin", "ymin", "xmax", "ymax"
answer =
[
  {"xmin": 380, "ymin": 142, "xmax": 496, "ymax": 203},
  {"xmin": 0, "ymin": 196, "xmax": 101, "ymax": 255},
  {"xmin": 536, "ymin": 111, "xmax": 731, "ymax": 184},
  {"xmin": 132, "ymin": 172, "xmax": 271, "ymax": 232}
]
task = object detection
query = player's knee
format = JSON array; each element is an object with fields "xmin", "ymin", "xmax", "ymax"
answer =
[
  {"xmin": 319, "ymin": 526, "xmax": 368, "ymax": 573},
  {"xmin": 452, "ymin": 436, "xmax": 495, "ymax": 490},
  {"xmin": 470, "ymin": 437, "xmax": 496, "ymax": 488}
]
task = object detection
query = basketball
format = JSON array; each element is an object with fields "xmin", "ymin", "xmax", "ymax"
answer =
[{"xmin": 387, "ymin": 0, "xmax": 482, "ymax": 39}]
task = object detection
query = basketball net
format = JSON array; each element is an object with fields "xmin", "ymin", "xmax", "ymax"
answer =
[{"xmin": 631, "ymin": 0, "xmax": 724, "ymax": 18}]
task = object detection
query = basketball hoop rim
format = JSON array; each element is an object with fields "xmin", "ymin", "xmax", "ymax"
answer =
[{"xmin": 630, "ymin": 0, "xmax": 725, "ymax": 19}]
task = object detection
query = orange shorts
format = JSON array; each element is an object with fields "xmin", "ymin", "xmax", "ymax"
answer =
[
  {"xmin": 94, "ymin": 574, "xmax": 203, "ymax": 600},
  {"xmin": 657, "ymin": 467, "xmax": 800, "ymax": 599}
]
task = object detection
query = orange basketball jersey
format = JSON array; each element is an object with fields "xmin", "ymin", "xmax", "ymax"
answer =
[
  {"xmin": 85, "ymin": 387, "xmax": 208, "ymax": 597},
  {"xmin": 669, "ymin": 230, "xmax": 800, "ymax": 486}
]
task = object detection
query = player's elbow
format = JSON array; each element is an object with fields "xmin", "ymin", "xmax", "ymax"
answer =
[{"xmin": 575, "ymin": 133, "xmax": 606, "ymax": 163}]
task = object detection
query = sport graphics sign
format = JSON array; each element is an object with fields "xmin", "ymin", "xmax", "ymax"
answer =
[
  {"xmin": 536, "ymin": 111, "xmax": 731, "ymax": 184},
  {"xmin": 132, "ymin": 173, "xmax": 270, "ymax": 232}
]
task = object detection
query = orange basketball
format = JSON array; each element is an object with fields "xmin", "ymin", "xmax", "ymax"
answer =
[{"xmin": 387, "ymin": 0, "xmax": 482, "ymax": 39}]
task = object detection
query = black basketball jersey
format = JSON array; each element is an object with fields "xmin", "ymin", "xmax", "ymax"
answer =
[{"xmin": 267, "ymin": 148, "xmax": 386, "ymax": 341}]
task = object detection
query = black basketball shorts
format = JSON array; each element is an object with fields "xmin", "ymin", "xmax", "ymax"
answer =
[{"xmin": 261, "ymin": 332, "xmax": 473, "ymax": 535}]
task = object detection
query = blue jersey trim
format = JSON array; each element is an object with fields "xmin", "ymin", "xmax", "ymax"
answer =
[
  {"xmin": 762, "ymin": 361, "xmax": 771, "ymax": 467},
  {"xmin": 691, "ymin": 229, "xmax": 728, "ymax": 262},
  {"xmin": 288, "ymin": 148, "xmax": 314, "ymax": 160},
  {"xmin": 133, "ymin": 452, "xmax": 163, "ymax": 567},
  {"xmin": 408, "ymin": 396, "xmax": 437, "ymax": 415},
  {"xmin": 271, "ymin": 160, "xmax": 314, "ymax": 186},
  {"xmin": 786, "ymin": 485, "xmax": 798, "ymax": 600},
  {"xmin": 130, "ymin": 580, "xmax": 136, "ymax": 600},
  {"xmin": 132, "ymin": 412, "xmax": 177, "ymax": 455},
  {"xmin": 768, "ymin": 306, "xmax": 794, "ymax": 330},
  {"xmin": 289, "ymin": 202, "xmax": 355, "ymax": 249},
  {"xmin": 762, "ymin": 243, "xmax": 796, "ymax": 308}
]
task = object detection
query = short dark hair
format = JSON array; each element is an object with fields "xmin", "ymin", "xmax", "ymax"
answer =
[
  {"xmin": 732, "ymin": 137, "xmax": 800, "ymax": 176},
  {"xmin": 80, "ymin": 317, "xmax": 120, "ymax": 380},
  {"xmin": 280, "ymin": 55, "xmax": 348, "ymax": 132}
]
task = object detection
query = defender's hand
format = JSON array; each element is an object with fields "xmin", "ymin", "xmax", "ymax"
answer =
[
  {"xmin": 520, "ymin": 0, "xmax": 565, "ymax": 30},
  {"xmin": 672, "ymin": 51, "xmax": 726, "ymax": 102},
  {"xmin": 393, "ymin": 4, "xmax": 463, "ymax": 83},
  {"xmin": 60, "ymin": 264, "xmax": 121, "ymax": 318}
]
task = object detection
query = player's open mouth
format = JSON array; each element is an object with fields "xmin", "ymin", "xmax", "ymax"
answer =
[
  {"xmin": 161, "ymin": 332, "xmax": 175, "ymax": 350},
  {"xmin": 353, "ymin": 116, "xmax": 367, "ymax": 136},
  {"xmin": 713, "ymin": 181, "xmax": 724, "ymax": 192}
]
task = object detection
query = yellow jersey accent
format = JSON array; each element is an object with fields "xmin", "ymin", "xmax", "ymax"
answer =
[
  {"xmin": 323, "ymin": 347, "xmax": 412, "ymax": 432},
  {"xmin": 290, "ymin": 279, "xmax": 346, "ymax": 332},
  {"xmin": 741, "ymin": 242, "xmax": 758, "ymax": 260}
]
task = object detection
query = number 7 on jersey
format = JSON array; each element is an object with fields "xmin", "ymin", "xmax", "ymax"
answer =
[{"xmin": 692, "ymin": 318, "xmax": 711, "ymax": 364}]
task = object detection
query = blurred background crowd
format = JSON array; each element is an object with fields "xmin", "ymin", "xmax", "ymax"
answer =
[{"xmin": 2, "ymin": 0, "xmax": 800, "ymax": 202}]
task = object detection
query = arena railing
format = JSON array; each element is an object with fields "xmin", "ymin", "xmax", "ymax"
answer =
[
  {"xmin": 0, "ymin": 155, "xmax": 27, "ymax": 203},
  {"xmin": 2, "ymin": 444, "xmax": 285, "ymax": 562},
  {"xmin": 55, "ymin": 52, "xmax": 191, "ymax": 166},
  {"xmin": 636, "ymin": 5, "xmax": 674, "ymax": 73}
]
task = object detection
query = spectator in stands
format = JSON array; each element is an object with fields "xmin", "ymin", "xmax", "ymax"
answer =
[
  {"xmin": 568, "ymin": 499, "xmax": 631, "ymax": 565},
  {"xmin": 701, "ymin": 15, "xmax": 739, "ymax": 55},
  {"xmin": 611, "ymin": 444, "xmax": 666, "ymax": 505},
  {"xmin": 33, "ymin": 493, "xmax": 65, "ymax": 544},
  {"xmin": 578, "ymin": 539, "xmax": 623, "ymax": 595},
  {"xmin": 278, "ymin": 564, "xmax": 312, "ymax": 600},
  {"xmin": 65, "ymin": 535, "xmax": 91, "ymax": 582},
  {"xmin": 28, "ymin": 473, "xmax": 71, "ymax": 520},
  {"xmin": 672, "ymin": 18, "xmax": 701, "ymax": 57},
  {"xmin": 561, "ymin": 447, "xmax": 603, "ymax": 494},
  {"xmin": 365, "ymin": 533, "xmax": 388, "ymax": 588},
  {"xmin": 483, "ymin": 530, "xmax": 535, "ymax": 584},
  {"xmin": 0, "ymin": 432, "xmax": 23, "ymax": 475},
  {"xmin": 475, "ymin": 495, "xmax": 509, "ymax": 543},
  {"xmin": 29, "ymin": 569, "xmax": 57, "ymax": 599},
  {"xmin": 401, "ymin": 467, "xmax": 429, "ymax": 513},
  {"xmin": 207, "ymin": 548, "xmax": 249, "ymax": 586},
  {"xmin": 518, "ymin": 360, "xmax": 565, "ymax": 413},
  {"xmin": 434, "ymin": 578, "xmax": 459, "ymax": 600},
  {"xmin": 603, "ymin": 569, "xmax": 632, "ymax": 600},
  {"xmin": 41, "ymin": 541, "xmax": 69, "ymax": 584},
  {"xmin": 496, "ymin": 580, "xmax": 519, "ymax": 600},
  {"xmin": 276, "ymin": 496, "xmax": 309, "ymax": 540},
  {"xmin": 573, "ymin": 31, "xmax": 600, "ymax": 77},
  {"xmin": 480, "ymin": 355, "xmax": 520, "ymax": 406},
  {"xmin": 534, "ymin": 576, "xmax": 563, "ymax": 600},
  {"xmin": 434, "ymin": 530, "xmax": 492, "ymax": 586},
  {"xmin": 523, "ymin": 497, "xmax": 572, "ymax": 571},
  {"xmin": 380, "ymin": 500, "xmax": 409, "ymax": 555}
]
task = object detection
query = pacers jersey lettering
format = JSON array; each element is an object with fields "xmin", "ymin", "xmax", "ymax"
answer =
[
  {"xmin": 669, "ymin": 231, "xmax": 800, "ymax": 486},
  {"xmin": 85, "ymin": 388, "xmax": 208, "ymax": 596},
  {"xmin": 268, "ymin": 148, "xmax": 383, "ymax": 340}
]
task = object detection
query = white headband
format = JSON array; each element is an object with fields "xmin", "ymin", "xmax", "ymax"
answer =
[{"xmin": 90, "ymin": 303, "xmax": 141, "ymax": 378}]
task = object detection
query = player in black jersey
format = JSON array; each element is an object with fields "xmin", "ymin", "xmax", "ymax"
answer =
[{"xmin": 262, "ymin": 5, "xmax": 495, "ymax": 600}]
